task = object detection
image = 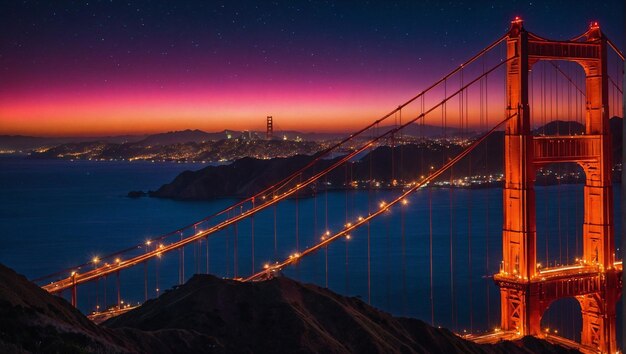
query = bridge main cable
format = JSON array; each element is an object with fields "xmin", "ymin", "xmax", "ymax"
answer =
[
  {"xmin": 39, "ymin": 38, "xmax": 510, "ymax": 291},
  {"xmin": 244, "ymin": 111, "xmax": 519, "ymax": 282},
  {"xmin": 42, "ymin": 54, "xmax": 515, "ymax": 293},
  {"xmin": 34, "ymin": 33, "xmax": 508, "ymax": 284}
]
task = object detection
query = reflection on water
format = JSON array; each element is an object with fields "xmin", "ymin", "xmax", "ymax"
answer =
[{"xmin": 0, "ymin": 156, "xmax": 621, "ymax": 341}]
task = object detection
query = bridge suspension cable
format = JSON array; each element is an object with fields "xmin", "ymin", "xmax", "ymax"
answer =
[
  {"xmin": 41, "ymin": 54, "xmax": 515, "ymax": 294},
  {"xmin": 34, "ymin": 34, "xmax": 509, "ymax": 285},
  {"xmin": 244, "ymin": 112, "xmax": 518, "ymax": 282}
]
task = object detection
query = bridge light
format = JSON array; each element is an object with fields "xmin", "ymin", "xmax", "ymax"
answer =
[
  {"xmin": 401, "ymin": 199, "xmax": 408, "ymax": 206},
  {"xmin": 145, "ymin": 240, "xmax": 152, "ymax": 246},
  {"xmin": 71, "ymin": 271, "xmax": 77, "ymax": 277},
  {"xmin": 263, "ymin": 263, "xmax": 269, "ymax": 269},
  {"xmin": 346, "ymin": 234, "xmax": 351, "ymax": 240},
  {"xmin": 115, "ymin": 258, "xmax": 121, "ymax": 264},
  {"xmin": 326, "ymin": 230, "xmax": 330, "ymax": 236},
  {"xmin": 358, "ymin": 216, "xmax": 364, "ymax": 221},
  {"xmin": 92, "ymin": 257, "xmax": 100, "ymax": 264}
]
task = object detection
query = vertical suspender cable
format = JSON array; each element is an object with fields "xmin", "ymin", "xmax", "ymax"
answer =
[
  {"xmin": 252, "ymin": 199, "xmax": 255, "ymax": 274},
  {"xmin": 274, "ymin": 203, "xmax": 278, "ymax": 261},
  {"xmin": 484, "ymin": 66, "xmax": 491, "ymax": 327},
  {"xmin": 325, "ymin": 175, "xmax": 329, "ymax": 288},
  {"xmin": 344, "ymin": 164, "xmax": 349, "ymax": 293}
]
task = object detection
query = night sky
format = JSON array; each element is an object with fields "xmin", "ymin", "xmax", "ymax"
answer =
[{"xmin": 1, "ymin": 1, "xmax": 623, "ymax": 136}]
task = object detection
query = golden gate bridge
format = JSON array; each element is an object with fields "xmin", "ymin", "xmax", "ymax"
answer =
[{"xmin": 34, "ymin": 18, "xmax": 624, "ymax": 353}]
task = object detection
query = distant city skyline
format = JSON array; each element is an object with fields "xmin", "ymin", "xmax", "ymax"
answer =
[{"xmin": 1, "ymin": 1, "xmax": 623, "ymax": 137}]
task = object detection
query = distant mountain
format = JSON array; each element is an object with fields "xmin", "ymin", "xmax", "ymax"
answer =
[
  {"xmin": 149, "ymin": 137, "xmax": 502, "ymax": 200},
  {"xmin": 0, "ymin": 134, "xmax": 145, "ymax": 151},
  {"xmin": 149, "ymin": 117, "xmax": 623, "ymax": 200},
  {"xmin": 136, "ymin": 129, "xmax": 237, "ymax": 146},
  {"xmin": 30, "ymin": 138, "xmax": 324, "ymax": 162},
  {"xmin": 533, "ymin": 121, "xmax": 585, "ymax": 135}
]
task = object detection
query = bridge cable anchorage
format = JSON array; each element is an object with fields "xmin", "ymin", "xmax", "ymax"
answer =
[
  {"xmin": 243, "ymin": 112, "xmax": 519, "ymax": 282},
  {"xmin": 33, "ymin": 34, "xmax": 509, "ymax": 286},
  {"xmin": 41, "ymin": 54, "xmax": 517, "ymax": 294}
]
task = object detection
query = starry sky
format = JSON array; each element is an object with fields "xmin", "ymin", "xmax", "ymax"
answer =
[{"xmin": 0, "ymin": 0, "xmax": 623, "ymax": 136}]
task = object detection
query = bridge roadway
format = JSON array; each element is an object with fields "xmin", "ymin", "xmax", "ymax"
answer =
[{"xmin": 467, "ymin": 330, "xmax": 598, "ymax": 353}]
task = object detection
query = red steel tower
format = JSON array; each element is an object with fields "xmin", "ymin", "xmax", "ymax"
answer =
[
  {"xmin": 266, "ymin": 115, "xmax": 273, "ymax": 140},
  {"xmin": 494, "ymin": 18, "xmax": 621, "ymax": 353}
]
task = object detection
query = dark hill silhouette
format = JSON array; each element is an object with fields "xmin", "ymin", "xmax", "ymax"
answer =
[
  {"xmin": 533, "ymin": 120, "xmax": 585, "ymax": 135},
  {"xmin": 104, "ymin": 273, "xmax": 578, "ymax": 354},
  {"xmin": 0, "ymin": 263, "xmax": 577, "ymax": 353},
  {"xmin": 149, "ymin": 117, "xmax": 622, "ymax": 200},
  {"xmin": 0, "ymin": 263, "xmax": 225, "ymax": 353}
]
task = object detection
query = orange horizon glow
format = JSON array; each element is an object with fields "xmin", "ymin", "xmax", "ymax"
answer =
[
  {"xmin": 5, "ymin": 75, "xmax": 615, "ymax": 137},
  {"xmin": 0, "ymin": 82, "xmax": 509, "ymax": 137}
]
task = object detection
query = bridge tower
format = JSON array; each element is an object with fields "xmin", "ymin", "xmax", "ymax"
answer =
[
  {"xmin": 495, "ymin": 18, "xmax": 621, "ymax": 353},
  {"xmin": 266, "ymin": 116, "xmax": 273, "ymax": 140}
]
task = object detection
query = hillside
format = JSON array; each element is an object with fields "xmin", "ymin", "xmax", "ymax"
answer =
[
  {"xmin": 0, "ymin": 263, "xmax": 578, "ymax": 353},
  {"xmin": 105, "ymin": 273, "xmax": 576, "ymax": 354},
  {"xmin": 0, "ymin": 263, "xmax": 222, "ymax": 353}
]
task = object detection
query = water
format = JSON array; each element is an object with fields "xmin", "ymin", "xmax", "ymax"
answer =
[{"xmin": 0, "ymin": 155, "xmax": 621, "ymax": 342}]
